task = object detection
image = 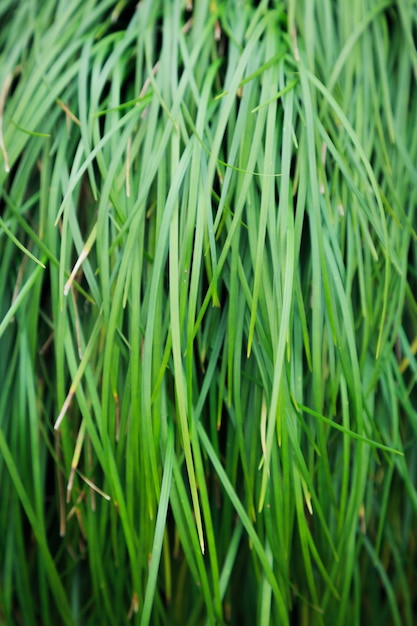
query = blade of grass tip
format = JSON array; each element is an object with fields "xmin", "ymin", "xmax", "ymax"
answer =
[
  {"xmin": 258, "ymin": 186, "xmax": 295, "ymax": 512},
  {"xmin": 129, "ymin": 231, "xmax": 159, "ymax": 523},
  {"xmin": 251, "ymin": 79, "xmax": 298, "ymax": 114},
  {"xmin": 57, "ymin": 159, "xmax": 78, "ymax": 314},
  {"xmin": 169, "ymin": 455, "xmax": 215, "ymax": 621},
  {"xmin": 63, "ymin": 223, "xmax": 97, "ymax": 296},
  {"xmin": 193, "ymin": 310, "xmax": 227, "ymax": 421},
  {"xmin": 298, "ymin": 59, "xmax": 336, "ymax": 372},
  {"xmin": 0, "ymin": 263, "xmax": 44, "ymax": 339},
  {"xmin": 76, "ymin": 470, "xmax": 111, "ymax": 501},
  {"xmin": 217, "ymin": 522, "xmax": 243, "ymax": 600},
  {"xmin": 306, "ymin": 69, "xmax": 393, "ymax": 358},
  {"xmin": 292, "ymin": 462, "xmax": 323, "ymax": 620},
  {"xmin": 206, "ymin": 15, "xmax": 270, "ymax": 306},
  {"xmin": 246, "ymin": 26, "xmax": 279, "ymax": 358},
  {"xmin": 325, "ymin": 0, "xmax": 392, "ymax": 94},
  {"xmin": 95, "ymin": 122, "xmax": 151, "ymax": 443},
  {"xmin": 275, "ymin": 77, "xmax": 296, "ymax": 405},
  {"xmin": 140, "ymin": 422, "xmax": 174, "ymax": 626},
  {"xmin": 66, "ymin": 420, "xmax": 86, "ymax": 502},
  {"xmin": 266, "ymin": 429, "xmax": 291, "ymax": 605},
  {"xmin": 58, "ymin": 321, "xmax": 105, "ymax": 473},
  {"xmin": 169, "ymin": 133, "xmax": 204, "ymax": 554},
  {"xmin": 190, "ymin": 423, "xmax": 223, "ymax": 616},
  {"xmin": 0, "ymin": 215, "xmax": 46, "ymax": 267},
  {"xmin": 243, "ymin": 0, "xmax": 273, "ymax": 39},
  {"xmin": 286, "ymin": 404, "xmax": 339, "ymax": 563},
  {"xmin": 296, "ymin": 402, "xmax": 403, "ymax": 456},
  {"xmin": 185, "ymin": 57, "xmax": 221, "ymax": 387},
  {"xmin": 94, "ymin": 93, "xmax": 153, "ymax": 118},
  {"xmin": 54, "ymin": 313, "xmax": 102, "ymax": 430},
  {"xmin": 232, "ymin": 299, "xmax": 258, "ymax": 521},
  {"xmin": 193, "ymin": 97, "xmax": 279, "ymax": 339},
  {"xmin": 141, "ymin": 142, "xmax": 192, "ymax": 516},
  {"xmin": 188, "ymin": 318, "xmax": 225, "ymax": 615},
  {"xmin": 227, "ymin": 229, "xmax": 240, "ymax": 410},
  {"xmin": 336, "ymin": 376, "xmax": 352, "ymax": 536},
  {"xmin": 1, "ymin": 189, "xmax": 47, "ymax": 246},
  {"xmin": 143, "ymin": 39, "xmax": 178, "ymax": 135},
  {"xmin": 78, "ymin": 39, "xmax": 98, "ymax": 200},
  {"xmin": 183, "ymin": 58, "xmax": 226, "ymax": 612},
  {"xmin": 11, "ymin": 121, "xmax": 51, "ymax": 137},
  {"xmin": 215, "ymin": 50, "xmax": 287, "ymax": 102},
  {"xmin": 54, "ymin": 104, "xmax": 140, "ymax": 227}
]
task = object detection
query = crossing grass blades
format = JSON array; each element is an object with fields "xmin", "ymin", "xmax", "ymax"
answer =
[{"xmin": 1, "ymin": 0, "xmax": 417, "ymax": 624}]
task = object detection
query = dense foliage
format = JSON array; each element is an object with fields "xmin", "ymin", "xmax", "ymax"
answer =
[{"xmin": 1, "ymin": 1, "xmax": 417, "ymax": 624}]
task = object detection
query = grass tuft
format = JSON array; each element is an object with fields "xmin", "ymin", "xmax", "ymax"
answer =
[{"xmin": 1, "ymin": 1, "xmax": 417, "ymax": 624}]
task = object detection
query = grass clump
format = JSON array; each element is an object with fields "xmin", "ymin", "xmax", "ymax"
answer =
[{"xmin": 1, "ymin": 0, "xmax": 417, "ymax": 624}]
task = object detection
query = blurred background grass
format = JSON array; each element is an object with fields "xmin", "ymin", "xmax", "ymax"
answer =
[{"xmin": 1, "ymin": 1, "xmax": 417, "ymax": 624}]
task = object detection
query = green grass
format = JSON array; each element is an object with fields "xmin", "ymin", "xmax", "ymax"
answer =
[{"xmin": 1, "ymin": 0, "xmax": 417, "ymax": 624}]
